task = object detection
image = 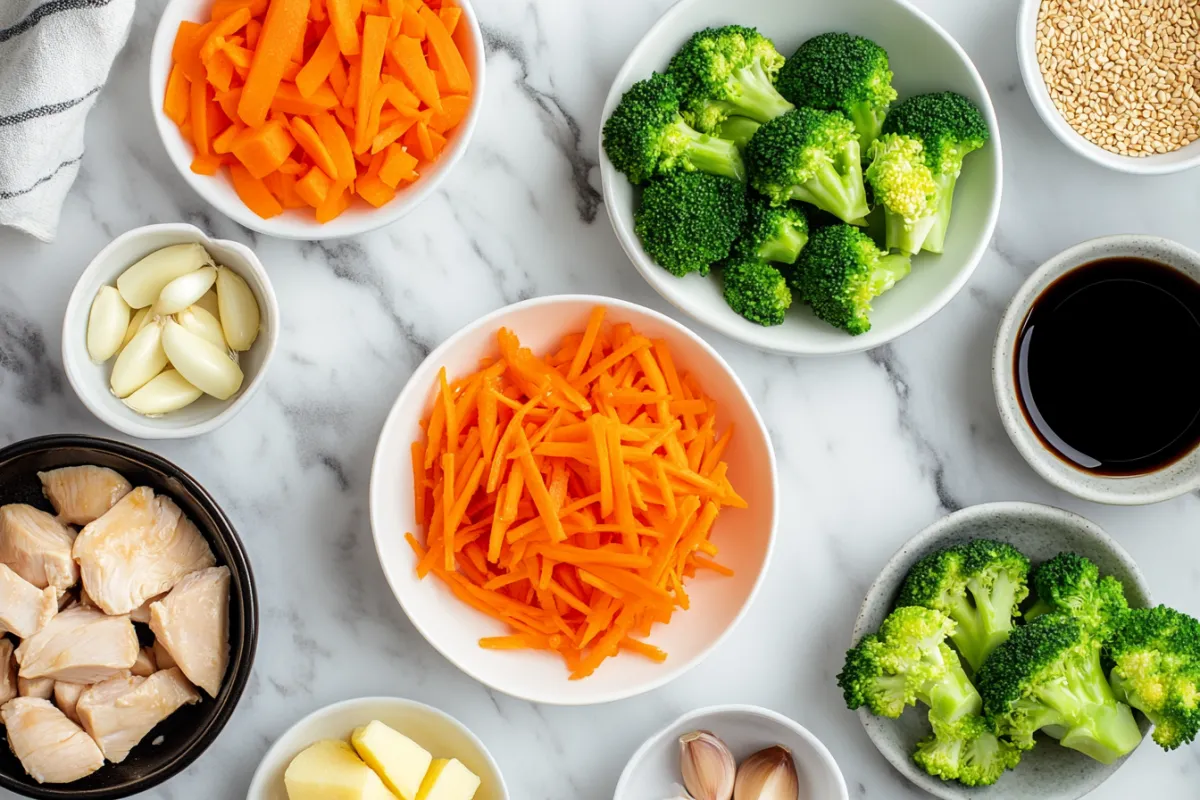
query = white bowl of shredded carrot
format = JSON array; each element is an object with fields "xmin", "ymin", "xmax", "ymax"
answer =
[
  {"xmin": 149, "ymin": 0, "xmax": 485, "ymax": 239},
  {"xmin": 369, "ymin": 296, "xmax": 778, "ymax": 705}
]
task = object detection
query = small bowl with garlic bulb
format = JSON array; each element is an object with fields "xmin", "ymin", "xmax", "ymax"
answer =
[
  {"xmin": 63, "ymin": 223, "xmax": 279, "ymax": 439},
  {"xmin": 614, "ymin": 704, "xmax": 848, "ymax": 800}
]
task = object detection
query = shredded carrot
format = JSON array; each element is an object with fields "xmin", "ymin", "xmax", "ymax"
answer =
[
  {"xmin": 404, "ymin": 306, "xmax": 741, "ymax": 679},
  {"xmin": 166, "ymin": 0, "xmax": 474, "ymax": 221}
]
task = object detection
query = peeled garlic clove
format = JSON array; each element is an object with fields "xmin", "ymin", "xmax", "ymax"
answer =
[
  {"xmin": 121, "ymin": 307, "xmax": 152, "ymax": 350},
  {"xmin": 162, "ymin": 318, "xmax": 243, "ymax": 400},
  {"xmin": 153, "ymin": 265, "xmax": 217, "ymax": 316},
  {"xmin": 122, "ymin": 369, "xmax": 203, "ymax": 416},
  {"xmin": 681, "ymin": 731, "xmax": 735, "ymax": 800},
  {"xmin": 195, "ymin": 289, "xmax": 220, "ymax": 319},
  {"xmin": 175, "ymin": 305, "xmax": 227, "ymax": 349},
  {"xmin": 216, "ymin": 266, "xmax": 260, "ymax": 351},
  {"xmin": 86, "ymin": 286, "xmax": 131, "ymax": 363},
  {"xmin": 110, "ymin": 318, "xmax": 168, "ymax": 398},
  {"xmin": 116, "ymin": 243, "xmax": 214, "ymax": 308},
  {"xmin": 733, "ymin": 746, "xmax": 798, "ymax": 800}
]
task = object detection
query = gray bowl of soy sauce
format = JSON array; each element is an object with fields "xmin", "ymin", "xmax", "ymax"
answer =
[{"xmin": 993, "ymin": 235, "xmax": 1200, "ymax": 505}]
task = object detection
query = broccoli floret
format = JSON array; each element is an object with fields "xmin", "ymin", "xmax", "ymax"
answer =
[
  {"xmin": 776, "ymin": 32, "xmax": 897, "ymax": 151},
  {"xmin": 913, "ymin": 712, "xmax": 1022, "ymax": 787},
  {"xmin": 838, "ymin": 607, "xmax": 982, "ymax": 723},
  {"xmin": 793, "ymin": 224, "xmax": 910, "ymax": 335},
  {"xmin": 722, "ymin": 256, "xmax": 792, "ymax": 326},
  {"xmin": 1025, "ymin": 552, "xmax": 1129, "ymax": 641},
  {"xmin": 602, "ymin": 72, "xmax": 745, "ymax": 184},
  {"xmin": 717, "ymin": 116, "xmax": 761, "ymax": 149},
  {"xmin": 668, "ymin": 26, "xmax": 793, "ymax": 132},
  {"xmin": 1108, "ymin": 606, "xmax": 1200, "ymax": 751},
  {"xmin": 733, "ymin": 195, "xmax": 809, "ymax": 264},
  {"xmin": 634, "ymin": 172, "xmax": 746, "ymax": 277},
  {"xmin": 865, "ymin": 134, "xmax": 940, "ymax": 255},
  {"xmin": 880, "ymin": 92, "xmax": 990, "ymax": 253},
  {"xmin": 898, "ymin": 540, "xmax": 1031, "ymax": 673},
  {"xmin": 744, "ymin": 108, "xmax": 870, "ymax": 224},
  {"xmin": 978, "ymin": 615, "xmax": 1143, "ymax": 764}
]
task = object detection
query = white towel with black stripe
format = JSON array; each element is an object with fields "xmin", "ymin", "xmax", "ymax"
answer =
[{"xmin": 0, "ymin": 0, "xmax": 135, "ymax": 242}]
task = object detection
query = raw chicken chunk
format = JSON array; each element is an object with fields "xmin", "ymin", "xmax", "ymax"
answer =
[
  {"xmin": 149, "ymin": 566, "xmax": 230, "ymax": 697},
  {"xmin": 18, "ymin": 677, "xmax": 54, "ymax": 700},
  {"xmin": 54, "ymin": 681, "xmax": 86, "ymax": 724},
  {"xmin": 0, "ymin": 563, "xmax": 57, "ymax": 638},
  {"xmin": 0, "ymin": 639, "xmax": 16, "ymax": 706},
  {"xmin": 15, "ymin": 606, "xmax": 138, "ymax": 683},
  {"xmin": 73, "ymin": 487, "xmax": 215, "ymax": 615},
  {"xmin": 0, "ymin": 697, "xmax": 105, "ymax": 784},
  {"xmin": 76, "ymin": 668, "xmax": 200, "ymax": 763},
  {"xmin": 131, "ymin": 647, "xmax": 157, "ymax": 678},
  {"xmin": 0, "ymin": 504, "xmax": 78, "ymax": 591},
  {"xmin": 38, "ymin": 466, "xmax": 131, "ymax": 526}
]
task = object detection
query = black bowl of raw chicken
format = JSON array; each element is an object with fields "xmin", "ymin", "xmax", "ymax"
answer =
[{"xmin": 0, "ymin": 435, "xmax": 257, "ymax": 798}]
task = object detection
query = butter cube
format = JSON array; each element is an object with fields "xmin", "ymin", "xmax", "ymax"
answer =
[
  {"xmin": 284, "ymin": 740, "xmax": 396, "ymax": 800},
  {"xmin": 352, "ymin": 720, "xmax": 434, "ymax": 800},
  {"xmin": 416, "ymin": 758, "xmax": 481, "ymax": 800}
]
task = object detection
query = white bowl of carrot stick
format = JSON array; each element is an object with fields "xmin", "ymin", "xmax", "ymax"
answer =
[
  {"xmin": 369, "ymin": 295, "xmax": 778, "ymax": 705},
  {"xmin": 149, "ymin": 0, "xmax": 485, "ymax": 240}
]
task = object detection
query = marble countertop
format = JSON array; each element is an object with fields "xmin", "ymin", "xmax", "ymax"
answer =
[{"xmin": 3, "ymin": 0, "xmax": 1200, "ymax": 797}]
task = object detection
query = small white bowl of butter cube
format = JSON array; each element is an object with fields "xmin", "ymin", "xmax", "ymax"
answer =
[
  {"xmin": 246, "ymin": 696, "xmax": 509, "ymax": 800},
  {"xmin": 63, "ymin": 223, "xmax": 279, "ymax": 439}
]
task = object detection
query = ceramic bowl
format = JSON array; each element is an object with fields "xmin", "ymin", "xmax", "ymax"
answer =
[
  {"xmin": 1016, "ymin": 0, "xmax": 1200, "ymax": 175},
  {"xmin": 149, "ymin": 0, "xmax": 486, "ymax": 240},
  {"xmin": 62, "ymin": 223, "xmax": 279, "ymax": 440},
  {"xmin": 0, "ymin": 434, "xmax": 257, "ymax": 800},
  {"xmin": 993, "ymin": 235, "xmax": 1200, "ymax": 505},
  {"xmin": 245, "ymin": 696, "xmax": 508, "ymax": 800},
  {"xmin": 851, "ymin": 502, "xmax": 1152, "ymax": 800},
  {"xmin": 599, "ymin": 0, "xmax": 1003, "ymax": 356},
  {"xmin": 613, "ymin": 704, "xmax": 848, "ymax": 800},
  {"xmin": 369, "ymin": 295, "xmax": 777, "ymax": 705}
]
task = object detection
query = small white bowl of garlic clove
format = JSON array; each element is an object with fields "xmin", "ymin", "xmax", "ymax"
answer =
[{"xmin": 63, "ymin": 223, "xmax": 279, "ymax": 439}]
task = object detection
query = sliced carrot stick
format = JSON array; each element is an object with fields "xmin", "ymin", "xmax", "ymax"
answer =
[
  {"xmin": 310, "ymin": 111, "xmax": 357, "ymax": 183},
  {"xmin": 199, "ymin": 7, "xmax": 251, "ymax": 64},
  {"xmin": 229, "ymin": 163, "xmax": 283, "ymax": 218},
  {"xmin": 212, "ymin": 123, "xmax": 244, "ymax": 154},
  {"xmin": 189, "ymin": 79, "xmax": 213, "ymax": 156},
  {"xmin": 289, "ymin": 116, "xmax": 341, "ymax": 180},
  {"xmin": 295, "ymin": 25, "xmax": 341, "ymax": 98},
  {"xmin": 326, "ymin": 0, "xmax": 361, "ymax": 55},
  {"xmin": 400, "ymin": 5, "xmax": 425, "ymax": 38},
  {"xmin": 377, "ymin": 144, "xmax": 418, "ymax": 187},
  {"xmin": 419, "ymin": 5, "xmax": 470, "ymax": 93},
  {"xmin": 386, "ymin": 35, "xmax": 442, "ymax": 112},
  {"xmin": 295, "ymin": 165, "xmax": 333, "ymax": 207},
  {"xmin": 210, "ymin": 0, "xmax": 267, "ymax": 21},
  {"xmin": 428, "ymin": 93, "xmax": 470, "ymax": 133},
  {"xmin": 439, "ymin": 5, "xmax": 461, "ymax": 35},
  {"xmin": 163, "ymin": 64, "xmax": 191, "ymax": 125},
  {"xmin": 237, "ymin": 0, "xmax": 309, "ymax": 128},
  {"xmin": 354, "ymin": 14, "xmax": 392, "ymax": 152},
  {"xmin": 190, "ymin": 153, "xmax": 224, "ymax": 175},
  {"xmin": 230, "ymin": 119, "xmax": 296, "ymax": 178}
]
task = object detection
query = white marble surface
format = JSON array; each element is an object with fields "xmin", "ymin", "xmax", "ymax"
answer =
[{"xmin": 2, "ymin": 0, "xmax": 1199, "ymax": 798}]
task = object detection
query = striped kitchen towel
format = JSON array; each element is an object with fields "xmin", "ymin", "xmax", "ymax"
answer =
[{"xmin": 0, "ymin": 0, "xmax": 135, "ymax": 242}]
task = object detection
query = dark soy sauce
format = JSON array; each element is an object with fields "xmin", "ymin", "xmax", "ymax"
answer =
[{"xmin": 1015, "ymin": 257, "xmax": 1200, "ymax": 476}]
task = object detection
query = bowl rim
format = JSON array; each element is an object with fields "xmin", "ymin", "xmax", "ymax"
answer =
[
  {"xmin": 368, "ymin": 294, "xmax": 779, "ymax": 705},
  {"xmin": 850, "ymin": 501, "xmax": 1150, "ymax": 800},
  {"xmin": 612, "ymin": 703, "xmax": 850, "ymax": 800},
  {"xmin": 0, "ymin": 433, "xmax": 259, "ymax": 800},
  {"xmin": 147, "ymin": 0, "xmax": 487, "ymax": 241},
  {"xmin": 991, "ymin": 234, "xmax": 1200, "ymax": 504},
  {"xmin": 244, "ymin": 695, "xmax": 510, "ymax": 800},
  {"xmin": 1015, "ymin": 0, "xmax": 1200, "ymax": 175},
  {"xmin": 61, "ymin": 222, "xmax": 280, "ymax": 440},
  {"xmin": 598, "ymin": 0, "xmax": 1005, "ymax": 356}
]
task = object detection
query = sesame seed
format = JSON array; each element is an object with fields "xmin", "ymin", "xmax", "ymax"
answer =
[{"xmin": 1037, "ymin": 0, "xmax": 1200, "ymax": 156}]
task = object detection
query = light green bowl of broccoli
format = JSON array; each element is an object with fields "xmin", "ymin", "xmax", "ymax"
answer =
[
  {"xmin": 598, "ymin": 0, "xmax": 1002, "ymax": 355},
  {"xmin": 847, "ymin": 502, "xmax": 1158, "ymax": 800}
]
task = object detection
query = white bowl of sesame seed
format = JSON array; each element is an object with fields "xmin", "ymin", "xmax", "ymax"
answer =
[{"xmin": 1019, "ymin": 0, "xmax": 1200, "ymax": 174}]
